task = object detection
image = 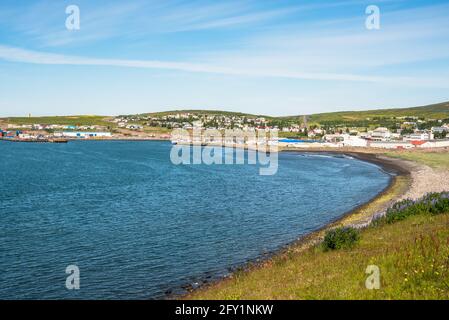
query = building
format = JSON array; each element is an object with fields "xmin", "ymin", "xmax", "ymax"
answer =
[
  {"xmin": 340, "ymin": 134, "xmax": 368, "ymax": 147},
  {"xmin": 419, "ymin": 140, "xmax": 449, "ymax": 148},
  {"xmin": 370, "ymin": 127, "xmax": 391, "ymax": 141},
  {"xmin": 405, "ymin": 132, "xmax": 434, "ymax": 141},
  {"xmin": 431, "ymin": 126, "xmax": 449, "ymax": 134},
  {"xmin": 192, "ymin": 120, "xmax": 203, "ymax": 128},
  {"xmin": 61, "ymin": 132, "xmax": 112, "ymax": 138},
  {"xmin": 369, "ymin": 141, "xmax": 413, "ymax": 149},
  {"xmin": 126, "ymin": 124, "xmax": 143, "ymax": 130},
  {"xmin": 323, "ymin": 134, "xmax": 344, "ymax": 143}
]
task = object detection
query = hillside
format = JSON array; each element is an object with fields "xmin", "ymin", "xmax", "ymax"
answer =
[
  {"xmin": 2, "ymin": 115, "xmax": 112, "ymax": 126},
  {"xmin": 123, "ymin": 101, "xmax": 449, "ymax": 124},
  {"xmin": 304, "ymin": 101, "xmax": 449, "ymax": 123},
  {"xmin": 133, "ymin": 109, "xmax": 273, "ymax": 119},
  {"xmin": 2, "ymin": 101, "xmax": 448, "ymax": 126},
  {"xmin": 139, "ymin": 101, "xmax": 449, "ymax": 121}
]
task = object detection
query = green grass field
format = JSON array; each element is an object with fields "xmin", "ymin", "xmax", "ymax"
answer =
[
  {"xmin": 189, "ymin": 212, "xmax": 449, "ymax": 300},
  {"xmin": 3, "ymin": 115, "xmax": 112, "ymax": 127},
  {"xmin": 385, "ymin": 151, "xmax": 449, "ymax": 169},
  {"xmin": 305, "ymin": 101, "xmax": 449, "ymax": 123}
]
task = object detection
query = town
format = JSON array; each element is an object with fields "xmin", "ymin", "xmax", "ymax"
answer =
[{"xmin": 1, "ymin": 104, "xmax": 449, "ymax": 149}]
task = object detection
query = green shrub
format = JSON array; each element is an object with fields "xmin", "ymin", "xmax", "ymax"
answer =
[
  {"xmin": 323, "ymin": 227, "xmax": 360, "ymax": 251},
  {"xmin": 375, "ymin": 192, "xmax": 449, "ymax": 225}
]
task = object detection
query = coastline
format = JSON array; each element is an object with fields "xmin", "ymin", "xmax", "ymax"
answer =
[
  {"xmin": 182, "ymin": 150, "xmax": 420, "ymax": 300},
  {"xmin": 2, "ymin": 138, "xmax": 444, "ymax": 298}
]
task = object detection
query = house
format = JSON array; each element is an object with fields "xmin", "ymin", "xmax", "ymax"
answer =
[
  {"xmin": 126, "ymin": 124, "xmax": 143, "ymax": 130},
  {"xmin": 419, "ymin": 140, "xmax": 449, "ymax": 148},
  {"xmin": 369, "ymin": 141, "xmax": 413, "ymax": 149},
  {"xmin": 405, "ymin": 132, "xmax": 434, "ymax": 141},
  {"xmin": 370, "ymin": 127, "xmax": 391, "ymax": 141},
  {"xmin": 431, "ymin": 126, "xmax": 449, "ymax": 134},
  {"xmin": 192, "ymin": 120, "xmax": 203, "ymax": 128},
  {"xmin": 323, "ymin": 134, "xmax": 344, "ymax": 143},
  {"xmin": 341, "ymin": 134, "xmax": 368, "ymax": 147}
]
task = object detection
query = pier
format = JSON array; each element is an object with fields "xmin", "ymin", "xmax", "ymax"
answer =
[{"xmin": 0, "ymin": 138, "xmax": 68, "ymax": 143}]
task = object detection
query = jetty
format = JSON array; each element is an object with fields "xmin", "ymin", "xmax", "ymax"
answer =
[{"xmin": 0, "ymin": 137, "xmax": 68, "ymax": 143}]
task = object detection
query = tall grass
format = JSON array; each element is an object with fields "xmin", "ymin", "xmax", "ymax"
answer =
[{"xmin": 375, "ymin": 192, "xmax": 449, "ymax": 225}]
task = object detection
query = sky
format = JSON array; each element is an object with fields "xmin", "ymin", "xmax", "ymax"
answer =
[{"xmin": 0, "ymin": 0, "xmax": 448, "ymax": 117}]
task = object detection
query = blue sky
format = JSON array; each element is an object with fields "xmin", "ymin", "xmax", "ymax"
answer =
[{"xmin": 0, "ymin": 0, "xmax": 448, "ymax": 116}]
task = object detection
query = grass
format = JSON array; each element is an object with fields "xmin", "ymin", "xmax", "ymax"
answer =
[
  {"xmin": 189, "ymin": 212, "xmax": 449, "ymax": 300},
  {"xmin": 306, "ymin": 101, "xmax": 449, "ymax": 123},
  {"xmin": 3, "ymin": 115, "xmax": 112, "ymax": 127},
  {"xmin": 142, "ymin": 127, "xmax": 171, "ymax": 134},
  {"xmin": 385, "ymin": 151, "xmax": 449, "ymax": 169}
]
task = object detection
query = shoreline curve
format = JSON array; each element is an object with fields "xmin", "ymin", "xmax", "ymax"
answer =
[{"xmin": 177, "ymin": 150, "xmax": 414, "ymax": 299}]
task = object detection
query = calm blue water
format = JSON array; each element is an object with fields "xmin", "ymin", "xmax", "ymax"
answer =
[{"xmin": 0, "ymin": 141, "xmax": 390, "ymax": 299}]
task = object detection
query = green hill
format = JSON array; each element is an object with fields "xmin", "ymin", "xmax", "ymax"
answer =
[
  {"xmin": 131, "ymin": 109, "xmax": 272, "ymax": 119},
  {"xmin": 2, "ymin": 101, "xmax": 448, "ymax": 126},
  {"xmin": 141, "ymin": 101, "xmax": 449, "ymax": 123},
  {"xmin": 2, "ymin": 115, "xmax": 111, "ymax": 126},
  {"xmin": 305, "ymin": 101, "xmax": 449, "ymax": 123}
]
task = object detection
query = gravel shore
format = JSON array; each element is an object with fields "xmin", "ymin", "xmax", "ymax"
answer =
[{"xmin": 398, "ymin": 161, "xmax": 449, "ymax": 200}]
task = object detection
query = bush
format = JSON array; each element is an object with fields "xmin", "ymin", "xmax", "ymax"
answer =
[
  {"xmin": 323, "ymin": 227, "xmax": 360, "ymax": 251},
  {"xmin": 376, "ymin": 192, "xmax": 449, "ymax": 225}
]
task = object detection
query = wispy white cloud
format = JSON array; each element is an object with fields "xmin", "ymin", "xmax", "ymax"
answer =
[
  {"xmin": 0, "ymin": 0, "xmax": 304, "ymax": 47},
  {"xmin": 0, "ymin": 0, "xmax": 404, "ymax": 47},
  {"xmin": 0, "ymin": 44, "xmax": 448, "ymax": 88},
  {"xmin": 195, "ymin": 1, "xmax": 449, "ymax": 76}
]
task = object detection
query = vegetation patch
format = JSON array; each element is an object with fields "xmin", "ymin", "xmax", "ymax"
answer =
[
  {"xmin": 4, "ymin": 115, "xmax": 111, "ymax": 126},
  {"xmin": 375, "ymin": 192, "xmax": 449, "ymax": 225},
  {"xmin": 322, "ymin": 227, "xmax": 360, "ymax": 251},
  {"xmin": 385, "ymin": 151, "xmax": 449, "ymax": 169}
]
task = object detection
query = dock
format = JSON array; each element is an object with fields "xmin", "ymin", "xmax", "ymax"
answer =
[{"xmin": 0, "ymin": 138, "xmax": 69, "ymax": 143}]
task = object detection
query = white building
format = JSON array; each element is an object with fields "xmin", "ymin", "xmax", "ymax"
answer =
[
  {"xmin": 419, "ymin": 140, "xmax": 449, "ymax": 148},
  {"xmin": 192, "ymin": 120, "xmax": 203, "ymax": 128},
  {"xmin": 323, "ymin": 134, "xmax": 344, "ymax": 142},
  {"xmin": 340, "ymin": 134, "xmax": 368, "ymax": 147},
  {"xmin": 126, "ymin": 124, "xmax": 143, "ymax": 130},
  {"xmin": 369, "ymin": 141, "xmax": 413, "ymax": 149},
  {"xmin": 405, "ymin": 132, "xmax": 434, "ymax": 141},
  {"xmin": 431, "ymin": 126, "xmax": 449, "ymax": 134},
  {"xmin": 370, "ymin": 127, "xmax": 391, "ymax": 141},
  {"xmin": 61, "ymin": 132, "xmax": 112, "ymax": 138}
]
